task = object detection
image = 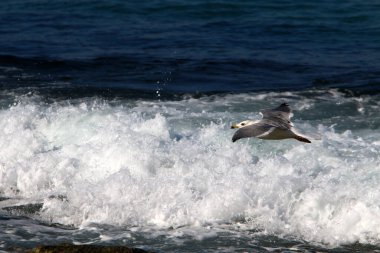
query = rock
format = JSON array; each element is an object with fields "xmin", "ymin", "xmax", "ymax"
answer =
[
  {"xmin": 29, "ymin": 244, "xmax": 155, "ymax": 253},
  {"xmin": 2, "ymin": 203, "xmax": 43, "ymax": 215}
]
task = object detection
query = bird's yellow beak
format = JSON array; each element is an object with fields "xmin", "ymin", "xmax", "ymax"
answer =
[{"xmin": 231, "ymin": 124, "xmax": 238, "ymax": 129}]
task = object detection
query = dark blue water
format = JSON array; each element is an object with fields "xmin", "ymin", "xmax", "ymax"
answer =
[
  {"xmin": 1, "ymin": 1, "xmax": 380, "ymax": 253},
  {"xmin": 1, "ymin": 0, "xmax": 380, "ymax": 96}
]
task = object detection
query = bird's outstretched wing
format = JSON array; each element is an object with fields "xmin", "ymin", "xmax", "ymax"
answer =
[
  {"xmin": 259, "ymin": 103, "xmax": 293, "ymax": 130},
  {"xmin": 232, "ymin": 123, "xmax": 274, "ymax": 142}
]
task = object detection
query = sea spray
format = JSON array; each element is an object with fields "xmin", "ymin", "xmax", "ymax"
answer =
[{"xmin": 1, "ymin": 91, "xmax": 380, "ymax": 247}]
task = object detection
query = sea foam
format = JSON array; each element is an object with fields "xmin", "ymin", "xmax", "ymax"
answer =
[{"xmin": 0, "ymin": 92, "xmax": 379, "ymax": 246}]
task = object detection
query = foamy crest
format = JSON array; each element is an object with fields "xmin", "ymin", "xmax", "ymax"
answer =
[{"xmin": 0, "ymin": 92, "xmax": 379, "ymax": 246}]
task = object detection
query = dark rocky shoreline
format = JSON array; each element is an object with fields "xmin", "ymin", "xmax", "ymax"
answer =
[{"xmin": 29, "ymin": 244, "xmax": 155, "ymax": 253}]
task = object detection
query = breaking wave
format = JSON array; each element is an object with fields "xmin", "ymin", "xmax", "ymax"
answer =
[{"xmin": 0, "ymin": 90, "xmax": 379, "ymax": 247}]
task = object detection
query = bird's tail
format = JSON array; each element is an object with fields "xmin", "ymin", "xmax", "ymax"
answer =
[{"xmin": 294, "ymin": 135, "xmax": 311, "ymax": 143}]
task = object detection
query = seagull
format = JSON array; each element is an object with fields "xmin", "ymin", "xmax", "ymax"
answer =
[{"xmin": 231, "ymin": 103, "xmax": 311, "ymax": 143}]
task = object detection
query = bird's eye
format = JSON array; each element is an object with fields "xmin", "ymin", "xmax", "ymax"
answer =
[{"xmin": 241, "ymin": 123, "xmax": 245, "ymax": 126}]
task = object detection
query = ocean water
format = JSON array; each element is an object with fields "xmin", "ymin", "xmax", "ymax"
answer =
[{"xmin": 1, "ymin": 1, "xmax": 380, "ymax": 252}]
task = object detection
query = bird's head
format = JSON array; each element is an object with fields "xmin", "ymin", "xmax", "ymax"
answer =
[{"xmin": 230, "ymin": 120, "xmax": 256, "ymax": 129}]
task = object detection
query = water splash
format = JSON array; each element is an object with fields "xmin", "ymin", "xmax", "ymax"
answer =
[
  {"xmin": 155, "ymin": 71, "xmax": 172, "ymax": 99},
  {"xmin": 0, "ymin": 91, "xmax": 379, "ymax": 247}
]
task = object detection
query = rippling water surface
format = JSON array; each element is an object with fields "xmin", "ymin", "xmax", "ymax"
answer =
[{"xmin": 0, "ymin": 0, "xmax": 380, "ymax": 252}]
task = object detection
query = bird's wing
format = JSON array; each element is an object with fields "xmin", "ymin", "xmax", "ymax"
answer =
[
  {"xmin": 256, "ymin": 127, "xmax": 276, "ymax": 138},
  {"xmin": 232, "ymin": 123, "xmax": 273, "ymax": 142},
  {"xmin": 292, "ymin": 128, "xmax": 322, "ymax": 140},
  {"xmin": 259, "ymin": 103, "xmax": 293, "ymax": 129}
]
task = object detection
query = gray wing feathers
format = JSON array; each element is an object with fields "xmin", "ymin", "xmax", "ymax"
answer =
[
  {"xmin": 260, "ymin": 103, "xmax": 293, "ymax": 129},
  {"xmin": 232, "ymin": 123, "xmax": 273, "ymax": 142},
  {"xmin": 272, "ymin": 103, "xmax": 291, "ymax": 113}
]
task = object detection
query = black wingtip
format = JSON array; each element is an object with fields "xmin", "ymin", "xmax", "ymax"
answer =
[
  {"xmin": 274, "ymin": 103, "xmax": 291, "ymax": 113},
  {"xmin": 295, "ymin": 135, "xmax": 311, "ymax": 143},
  {"xmin": 232, "ymin": 134, "xmax": 239, "ymax": 142}
]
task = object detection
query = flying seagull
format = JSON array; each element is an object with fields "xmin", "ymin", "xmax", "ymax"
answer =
[{"xmin": 231, "ymin": 103, "xmax": 311, "ymax": 143}]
